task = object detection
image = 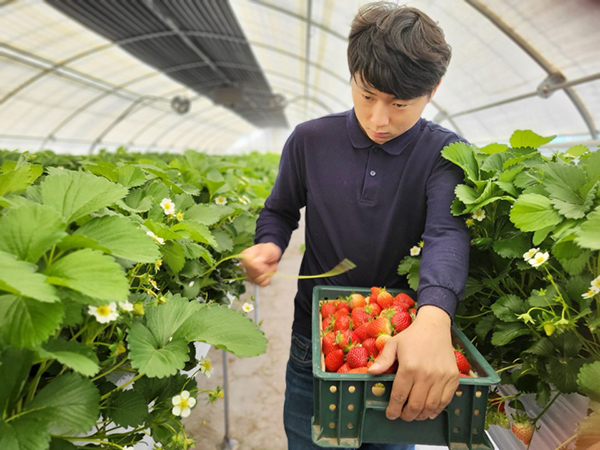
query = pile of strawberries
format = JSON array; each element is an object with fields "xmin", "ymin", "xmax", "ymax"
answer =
[
  {"xmin": 320, "ymin": 287, "xmax": 417, "ymax": 373},
  {"xmin": 320, "ymin": 287, "xmax": 473, "ymax": 376}
]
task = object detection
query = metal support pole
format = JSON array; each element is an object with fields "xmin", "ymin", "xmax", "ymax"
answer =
[
  {"xmin": 220, "ymin": 350, "xmax": 239, "ymax": 450},
  {"xmin": 253, "ymin": 284, "xmax": 260, "ymax": 324}
]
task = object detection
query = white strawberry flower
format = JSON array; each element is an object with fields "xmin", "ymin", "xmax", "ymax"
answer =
[
  {"xmin": 472, "ymin": 209, "xmax": 486, "ymax": 221},
  {"xmin": 528, "ymin": 251, "xmax": 549, "ymax": 268},
  {"xmin": 523, "ymin": 248, "xmax": 539, "ymax": 261},
  {"xmin": 242, "ymin": 302, "xmax": 254, "ymax": 313},
  {"xmin": 149, "ymin": 278, "xmax": 159, "ymax": 290},
  {"xmin": 410, "ymin": 246, "xmax": 421, "ymax": 256},
  {"xmin": 88, "ymin": 303, "xmax": 119, "ymax": 324},
  {"xmin": 160, "ymin": 198, "xmax": 176, "ymax": 216},
  {"xmin": 171, "ymin": 390, "xmax": 196, "ymax": 418},
  {"xmin": 199, "ymin": 356, "xmax": 214, "ymax": 378},
  {"xmin": 591, "ymin": 276, "xmax": 600, "ymax": 293},
  {"xmin": 119, "ymin": 300, "xmax": 134, "ymax": 312},
  {"xmin": 146, "ymin": 231, "xmax": 165, "ymax": 245},
  {"xmin": 215, "ymin": 196, "xmax": 227, "ymax": 205},
  {"xmin": 123, "ymin": 447, "xmax": 134, "ymax": 450},
  {"xmin": 582, "ymin": 289, "xmax": 597, "ymax": 299}
]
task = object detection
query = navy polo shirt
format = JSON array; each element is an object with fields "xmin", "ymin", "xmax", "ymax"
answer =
[{"xmin": 255, "ymin": 109, "xmax": 470, "ymax": 339}]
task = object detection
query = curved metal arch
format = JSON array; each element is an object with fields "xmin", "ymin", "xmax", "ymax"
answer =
[{"xmin": 464, "ymin": 0, "xmax": 597, "ymax": 139}]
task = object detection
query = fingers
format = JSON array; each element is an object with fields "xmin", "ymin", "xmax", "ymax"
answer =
[
  {"xmin": 385, "ymin": 370, "xmax": 412, "ymax": 420},
  {"xmin": 240, "ymin": 243, "xmax": 281, "ymax": 286},
  {"xmin": 367, "ymin": 338, "xmax": 398, "ymax": 374}
]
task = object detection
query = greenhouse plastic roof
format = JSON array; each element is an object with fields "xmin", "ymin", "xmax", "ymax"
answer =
[{"xmin": 1, "ymin": 0, "xmax": 599, "ymax": 155}]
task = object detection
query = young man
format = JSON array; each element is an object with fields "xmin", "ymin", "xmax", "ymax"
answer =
[{"xmin": 241, "ymin": 2, "xmax": 470, "ymax": 449}]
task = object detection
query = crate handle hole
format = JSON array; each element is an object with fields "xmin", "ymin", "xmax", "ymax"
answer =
[
  {"xmin": 372, "ymin": 384, "xmax": 386, "ymax": 397},
  {"xmin": 473, "ymin": 428, "xmax": 478, "ymax": 435},
  {"xmin": 329, "ymin": 404, "xmax": 336, "ymax": 411},
  {"xmin": 348, "ymin": 404, "xmax": 355, "ymax": 411},
  {"xmin": 347, "ymin": 423, "xmax": 354, "ymax": 429},
  {"xmin": 475, "ymin": 390, "xmax": 482, "ymax": 398},
  {"xmin": 330, "ymin": 386, "xmax": 337, "ymax": 393},
  {"xmin": 453, "ymin": 427, "xmax": 460, "ymax": 434},
  {"xmin": 454, "ymin": 408, "xmax": 461, "ymax": 416},
  {"xmin": 348, "ymin": 386, "xmax": 356, "ymax": 393},
  {"xmin": 329, "ymin": 422, "xmax": 336, "ymax": 429},
  {"xmin": 456, "ymin": 389, "xmax": 463, "ymax": 397}
]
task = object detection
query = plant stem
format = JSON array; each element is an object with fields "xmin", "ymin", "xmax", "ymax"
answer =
[
  {"xmin": 100, "ymin": 373, "xmax": 143, "ymax": 401},
  {"xmin": 533, "ymin": 391, "xmax": 560, "ymax": 423},
  {"xmin": 456, "ymin": 310, "xmax": 492, "ymax": 319},
  {"xmin": 25, "ymin": 361, "xmax": 49, "ymax": 404},
  {"xmin": 91, "ymin": 357, "xmax": 128, "ymax": 381}
]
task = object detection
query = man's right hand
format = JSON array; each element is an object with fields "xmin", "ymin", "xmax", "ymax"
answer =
[{"xmin": 240, "ymin": 243, "xmax": 282, "ymax": 286}]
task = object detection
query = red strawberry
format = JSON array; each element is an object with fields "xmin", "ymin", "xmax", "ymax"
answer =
[
  {"xmin": 347, "ymin": 346, "xmax": 369, "ymax": 368},
  {"xmin": 337, "ymin": 363, "xmax": 351, "ymax": 373},
  {"xmin": 362, "ymin": 337, "xmax": 378, "ymax": 357},
  {"xmin": 393, "ymin": 293, "xmax": 415, "ymax": 309},
  {"xmin": 364, "ymin": 302, "xmax": 382, "ymax": 316},
  {"xmin": 454, "ymin": 349, "xmax": 471, "ymax": 375},
  {"xmin": 334, "ymin": 315, "xmax": 351, "ymax": 332},
  {"xmin": 349, "ymin": 367, "xmax": 369, "ymax": 374},
  {"xmin": 408, "ymin": 308, "xmax": 417, "ymax": 320},
  {"xmin": 376, "ymin": 289, "xmax": 393, "ymax": 310},
  {"xmin": 333, "ymin": 308, "xmax": 349, "ymax": 319},
  {"xmin": 489, "ymin": 392, "xmax": 506, "ymax": 414},
  {"xmin": 325, "ymin": 349, "xmax": 345, "ymax": 372},
  {"xmin": 322, "ymin": 316, "xmax": 333, "ymax": 332},
  {"xmin": 348, "ymin": 293, "xmax": 367, "ymax": 309},
  {"xmin": 321, "ymin": 301, "xmax": 337, "ymax": 318},
  {"xmin": 367, "ymin": 317, "xmax": 392, "ymax": 338},
  {"xmin": 511, "ymin": 414, "xmax": 535, "ymax": 446},
  {"xmin": 322, "ymin": 332, "xmax": 338, "ymax": 356},
  {"xmin": 375, "ymin": 334, "xmax": 391, "ymax": 352},
  {"xmin": 391, "ymin": 311, "xmax": 412, "ymax": 333},
  {"xmin": 336, "ymin": 301, "xmax": 351, "ymax": 312},
  {"xmin": 353, "ymin": 323, "xmax": 369, "ymax": 342},
  {"xmin": 351, "ymin": 307, "xmax": 372, "ymax": 328},
  {"xmin": 336, "ymin": 329, "xmax": 355, "ymax": 350}
]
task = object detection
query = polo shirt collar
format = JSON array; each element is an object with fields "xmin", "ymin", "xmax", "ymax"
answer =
[{"xmin": 346, "ymin": 108, "xmax": 422, "ymax": 155}]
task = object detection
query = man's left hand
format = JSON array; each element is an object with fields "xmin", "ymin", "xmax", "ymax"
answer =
[{"xmin": 367, "ymin": 305, "xmax": 459, "ymax": 421}]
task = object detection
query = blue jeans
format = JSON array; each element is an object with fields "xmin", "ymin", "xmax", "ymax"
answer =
[{"xmin": 283, "ymin": 333, "xmax": 415, "ymax": 450}]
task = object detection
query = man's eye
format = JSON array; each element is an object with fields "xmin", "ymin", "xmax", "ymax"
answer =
[
  {"xmin": 362, "ymin": 94, "xmax": 372, "ymax": 100},
  {"xmin": 393, "ymin": 103, "xmax": 407, "ymax": 109}
]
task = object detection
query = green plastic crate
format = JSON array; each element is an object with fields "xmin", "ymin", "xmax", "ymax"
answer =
[{"xmin": 311, "ymin": 285, "xmax": 500, "ymax": 449}]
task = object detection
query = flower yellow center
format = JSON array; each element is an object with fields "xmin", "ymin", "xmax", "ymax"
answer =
[
  {"xmin": 178, "ymin": 398, "xmax": 190, "ymax": 409},
  {"xmin": 97, "ymin": 305, "xmax": 111, "ymax": 316},
  {"xmin": 202, "ymin": 361, "xmax": 211, "ymax": 371}
]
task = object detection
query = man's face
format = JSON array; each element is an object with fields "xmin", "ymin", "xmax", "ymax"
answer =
[{"xmin": 351, "ymin": 75, "xmax": 437, "ymax": 144}]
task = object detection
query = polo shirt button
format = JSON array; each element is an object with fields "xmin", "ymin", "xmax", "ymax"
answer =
[{"xmin": 370, "ymin": 170, "xmax": 376, "ymax": 176}]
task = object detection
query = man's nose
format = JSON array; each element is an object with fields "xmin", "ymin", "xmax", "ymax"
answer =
[{"xmin": 371, "ymin": 102, "xmax": 390, "ymax": 127}]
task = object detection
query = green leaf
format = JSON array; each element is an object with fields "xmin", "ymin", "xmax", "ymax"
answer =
[
  {"xmin": 492, "ymin": 234, "xmax": 530, "ymax": 259},
  {"xmin": 161, "ymin": 241, "xmax": 186, "ymax": 274},
  {"xmin": 212, "ymin": 229, "xmax": 233, "ymax": 254},
  {"xmin": 171, "ymin": 221, "xmax": 218, "ymax": 248},
  {"xmin": 491, "ymin": 294, "xmax": 526, "ymax": 322},
  {"xmin": 204, "ymin": 170, "xmax": 226, "ymax": 197},
  {"xmin": 56, "ymin": 234, "xmax": 111, "ymax": 253},
  {"xmin": 0, "ymin": 416, "xmax": 51, "ymax": 450},
  {"xmin": 523, "ymin": 338, "xmax": 554, "ymax": 357},
  {"xmin": 510, "ymin": 193, "xmax": 562, "ymax": 231},
  {"xmin": 38, "ymin": 339, "xmax": 99, "ymax": 377},
  {"xmin": 127, "ymin": 322, "xmax": 189, "ymax": 378},
  {"xmin": 557, "ymin": 249, "xmax": 590, "ymax": 276},
  {"xmin": 491, "ymin": 322, "xmax": 530, "ymax": 346},
  {"xmin": 146, "ymin": 296, "xmax": 201, "ymax": 346},
  {"xmin": 0, "ymin": 251, "xmax": 59, "ymax": 303},
  {"xmin": 0, "ymin": 163, "xmax": 43, "ymax": 196},
  {"xmin": 75, "ymin": 216, "xmax": 160, "ymax": 263},
  {"xmin": 575, "ymin": 206, "xmax": 600, "ymax": 250},
  {"xmin": 474, "ymin": 314, "xmax": 495, "ymax": 341},
  {"xmin": 0, "ymin": 203, "xmax": 67, "ymax": 263},
  {"xmin": 582, "ymin": 146, "xmax": 600, "ymax": 181},
  {"xmin": 185, "ymin": 203, "xmax": 234, "ymax": 226},
  {"xmin": 45, "ymin": 249, "xmax": 129, "ymax": 303},
  {"xmin": 39, "ymin": 170, "xmax": 128, "ymax": 223},
  {"xmin": 49, "ymin": 438, "xmax": 77, "ymax": 450},
  {"xmin": 543, "ymin": 163, "xmax": 591, "ymax": 219},
  {"xmin": 478, "ymin": 143, "xmax": 509, "ymax": 155},
  {"xmin": 0, "ymin": 295, "xmax": 64, "ymax": 348},
  {"xmin": 106, "ymin": 390, "xmax": 148, "ymax": 427},
  {"xmin": 143, "ymin": 220, "xmax": 181, "ymax": 241},
  {"xmin": 441, "ymin": 142, "xmax": 479, "ymax": 182},
  {"xmin": 454, "ymin": 184, "xmax": 479, "ymax": 205},
  {"xmin": 0, "ymin": 348, "xmax": 33, "ymax": 415},
  {"xmin": 176, "ymin": 304, "xmax": 268, "ymax": 358},
  {"xmin": 546, "ymin": 357, "xmax": 585, "ymax": 393},
  {"xmin": 535, "ymin": 381, "xmax": 552, "ymax": 408},
  {"xmin": 578, "ymin": 361, "xmax": 600, "ymax": 402},
  {"xmin": 134, "ymin": 373, "xmax": 191, "ymax": 405},
  {"xmin": 117, "ymin": 165, "xmax": 147, "ymax": 188},
  {"xmin": 180, "ymin": 241, "xmax": 214, "ymax": 265},
  {"xmin": 27, "ymin": 373, "xmax": 100, "ymax": 434},
  {"xmin": 510, "ymin": 130, "xmax": 555, "ymax": 148},
  {"xmin": 564, "ymin": 145, "xmax": 589, "ymax": 158}
]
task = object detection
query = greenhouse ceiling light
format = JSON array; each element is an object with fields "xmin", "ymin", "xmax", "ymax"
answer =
[{"xmin": 171, "ymin": 96, "xmax": 191, "ymax": 115}]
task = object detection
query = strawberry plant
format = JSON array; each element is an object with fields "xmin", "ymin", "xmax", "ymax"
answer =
[
  {"xmin": 0, "ymin": 148, "xmax": 278, "ymax": 449},
  {"xmin": 398, "ymin": 130, "xmax": 600, "ymax": 446}
]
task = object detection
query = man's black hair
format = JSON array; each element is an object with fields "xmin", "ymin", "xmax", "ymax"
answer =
[{"xmin": 348, "ymin": 1, "xmax": 452, "ymax": 99}]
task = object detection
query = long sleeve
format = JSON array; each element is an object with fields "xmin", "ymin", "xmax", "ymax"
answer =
[
  {"xmin": 254, "ymin": 130, "xmax": 307, "ymax": 255},
  {"xmin": 417, "ymin": 139, "xmax": 470, "ymax": 319}
]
